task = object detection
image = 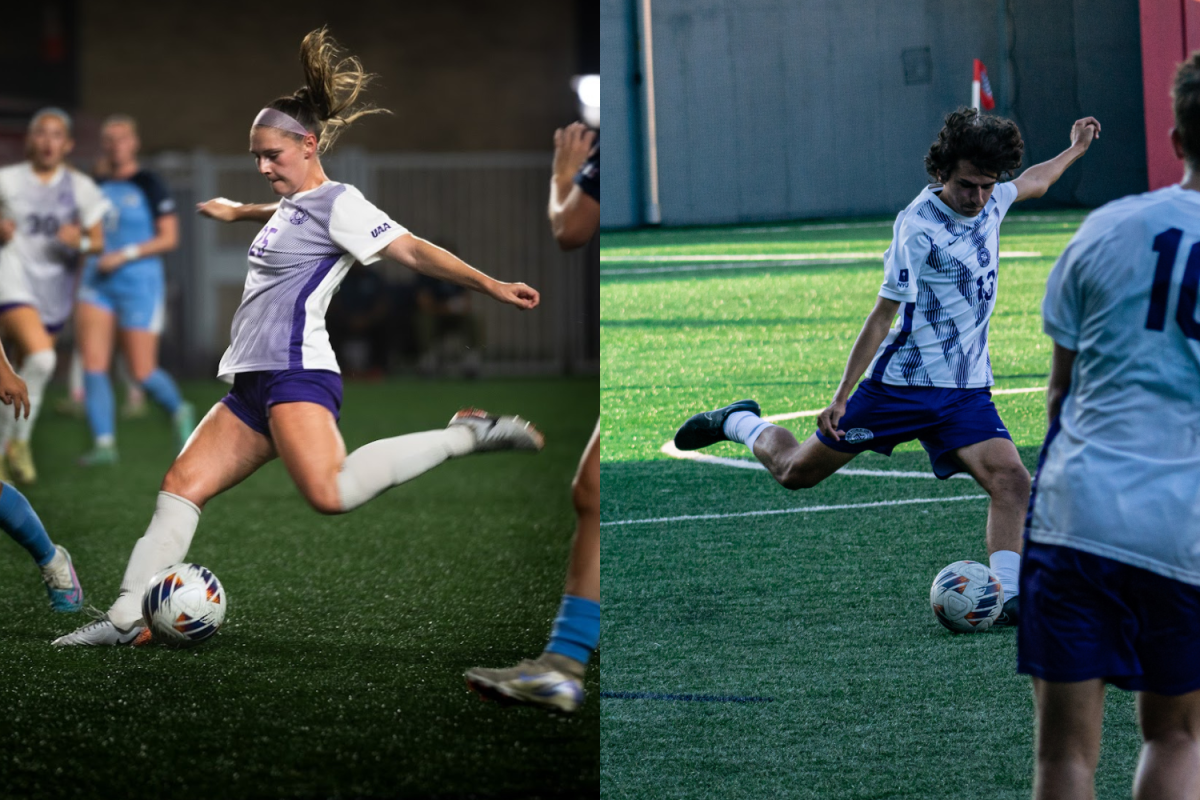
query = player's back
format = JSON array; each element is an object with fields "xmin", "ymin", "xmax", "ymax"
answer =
[{"xmin": 1032, "ymin": 185, "xmax": 1200, "ymax": 580}]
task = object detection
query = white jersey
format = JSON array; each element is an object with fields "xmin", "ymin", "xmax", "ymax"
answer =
[
  {"xmin": 1030, "ymin": 185, "xmax": 1200, "ymax": 585},
  {"xmin": 216, "ymin": 181, "xmax": 408, "ymax": 382},
  {"xmin": 0, "ymin": 163, "xmax": 108, "ymax": 326},
  {"xmin": 866, "ymin": 181, "xmax": 1019, "ymax": 388}
]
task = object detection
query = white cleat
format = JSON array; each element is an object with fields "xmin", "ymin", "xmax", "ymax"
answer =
[
  {"xmin": 465, "ymin": 654, "xmax": 585, "ymax": 713},
  {"xmin": 52, "ymin": 616, "xmax": 150, "ymax": 647},
  {"xmin": 448, "ymin": 408, "xmax": 544, "ymax": 452}
]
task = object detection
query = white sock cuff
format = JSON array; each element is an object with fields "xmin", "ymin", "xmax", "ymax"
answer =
[
  {"xmin": 159, "ymin": 491, "xmax": 201, "ymax": 517},
  {"xmin": 744, "ymin": 421, "xmax": 772, "ymax": 452}
]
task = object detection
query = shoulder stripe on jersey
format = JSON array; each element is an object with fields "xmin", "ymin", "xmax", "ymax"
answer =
[{"xmin": 871, "ymin": 302, "xmax": 915, "ymax": 381}]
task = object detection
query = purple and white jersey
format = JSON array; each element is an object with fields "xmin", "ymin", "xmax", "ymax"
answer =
[
  {"xmin": 0, "ymin": 162, "xmax": 108, "ymax": 325},
  {"xmin": 217, "ymin": 181, "xmax": 408, "ymax": 381},
  {"xmin": 866, "ymin": 181, "xmax": 1019, "ymax": 389}
]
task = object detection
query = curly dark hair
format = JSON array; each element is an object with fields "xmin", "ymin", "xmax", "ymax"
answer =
[
  {"xmin": 924, "ymin": 107, "xmax": 1024, "ymax": 182},
  {"xmin": 1174, "ymin": 51, "xmax": 1200, "ymax": 164}
]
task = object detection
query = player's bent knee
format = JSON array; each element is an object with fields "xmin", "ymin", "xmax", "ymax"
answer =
[
  {"xmin": 302, "ymin": 483, "xmax": 345, "ymax": 516},
  {"xmin": 160, "ymin": 463, "xmax": 208, "ymax": 508},
  {"xmin": 780, "ymin": 465, "xmax": 823, "ymax": 491}
]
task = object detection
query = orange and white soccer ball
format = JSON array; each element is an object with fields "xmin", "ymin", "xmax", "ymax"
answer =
[
  {"xmin": 930, "ymin": 560, "xmax": 1004, "ymax": 633},
  {"xmin": 141, "ymin": 563, "xmax": 227, "ymax": 646}
]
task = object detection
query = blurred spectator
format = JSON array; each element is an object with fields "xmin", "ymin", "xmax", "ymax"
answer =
[
  {"xmin": 413, "ymin": 241, "xmax": 483, "ymax": 378},
  {"xmin": 326, "ymin": 263, "xmax": 392, "ymax": 378}
]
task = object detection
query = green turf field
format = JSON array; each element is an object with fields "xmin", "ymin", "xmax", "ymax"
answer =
[
  {"xmin": 600, "ymin": 212, "xmax": 1143, "ymax": 799},
  {"xmin": 0, "ymin": 377, "xmax": 598, "ymax": 799}
]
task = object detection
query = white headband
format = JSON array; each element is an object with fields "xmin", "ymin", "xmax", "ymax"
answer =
[{"xmin": 252, "ymin": 108, "xmax": 311, "ymax": 138}]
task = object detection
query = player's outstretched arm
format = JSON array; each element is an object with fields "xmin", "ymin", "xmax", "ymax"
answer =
[
  {"xmin": 384, "ymin": 234, "xmax": 539, "ymax": 310},
  {"xmin": 196, "ymin": 198, "xmax": 279, "ymax": 223},
  {"xmin": 549, "ymin": 122, "xmax": 599, "ymax": 250},
  {"xmin": 1045, "ymin": 343, "xmax": 1077, "ymax": 423},
  {"xmin": 816, "ymin": 296, "xmax": 901, "ymax": 440},
  {"xmin": 1013, "ymin": 117, "xmax": 1101, "ymax": 202}
]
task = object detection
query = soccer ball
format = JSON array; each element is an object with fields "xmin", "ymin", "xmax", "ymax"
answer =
[
  {"xmin": 930, "ymin": 560, "xmax": 1004, "ymax": 633},
  {"xmin": 141, "ymin": 563, "xmax": 226, "ymax": 646}
]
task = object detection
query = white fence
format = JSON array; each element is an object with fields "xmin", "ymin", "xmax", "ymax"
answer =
[{"xmin": 149, "ymin": 149, "xmax": 598, "ymax": 377}]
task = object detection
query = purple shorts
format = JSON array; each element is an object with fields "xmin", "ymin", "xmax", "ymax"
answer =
[
  {"xmin": 1017, "ymin": 538, "xmax": 1200, "ymax": 695},
  {"xmin": 220, "ymin": 369, "xmax": 342, "ymax": 437}
]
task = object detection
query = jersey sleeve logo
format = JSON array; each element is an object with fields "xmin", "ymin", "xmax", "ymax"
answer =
[
  {"xmin": 897, "ymin": 268, "xmax": 909, "ymax": 287},
  {"xmin": 370, "ymin": 222, "xmax": 392, "ymax": 238}
]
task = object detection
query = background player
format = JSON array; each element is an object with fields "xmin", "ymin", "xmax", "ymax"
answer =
[
  {"xmin": 75, "ymin": 114, "xmax": 193, "ymax": 465},
  {"xmin": 54, "ymin": 27, "xmax": 543, "ymax": 647},
  {"xmin": 0, "ymin": 109, "xmax": 108, "ymax": 483},
  {"xmin": 0, "ymin": 340, "xmax": 83, "ymax": 611},
  {"xmin": 675, "ymin": 108, "xmax": 1099, "ymax": 621},
  {"xmin": 465, "ymin": 121, "xmax": 600, "ymax": 712},
  {"xmin": 1020, "ymin": 54, "xmax": 1200, "ymax": 800}
]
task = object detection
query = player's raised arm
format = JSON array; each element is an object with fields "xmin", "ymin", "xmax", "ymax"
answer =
[
  {"xmin": 196, "ymin": 198, "xmax": 279, "ymax": 223},
  {"xmin": 1012, "ymin": 117, "xmax": 1101, "ymax": 202},
  {"xmin": 383, "ymin": 234, "xmax": 539, "ymax": 310},
  {"xmin": 549, "ymin": 122, "xmax": 599, "ymax": 250}
]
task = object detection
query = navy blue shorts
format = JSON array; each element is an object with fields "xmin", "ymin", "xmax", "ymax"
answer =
[
  {"xmin": 814, "ymin": 379, "xmax": 1011, "ymax": 479},
  {"xmin": 1017, "ymin": 538, "xmax": 1200, "ymax": 695},
  {"xmin": 220, "ymin": 369, "xmax": 343, "ymax": 437}
]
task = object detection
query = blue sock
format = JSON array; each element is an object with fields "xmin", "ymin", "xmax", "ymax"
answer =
[
  {"xmin": 0, "ymin": 483, "xmax": 55, "ymax": 566},
  {"xmin": 141, "ymin": 368, "xmax": 183, "ymax": 415},
  {"xmin": 545, "ymin": 595, "xmax": 600, "ymax": 665},
  {"xmin": 84, "ymin": 370, "xmax": 116, "ymax": 443}
]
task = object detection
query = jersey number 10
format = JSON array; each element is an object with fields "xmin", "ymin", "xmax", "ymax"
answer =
[{"xmin": 1148, "ymin": 228, "xmax": 1200, "ymax": 340}]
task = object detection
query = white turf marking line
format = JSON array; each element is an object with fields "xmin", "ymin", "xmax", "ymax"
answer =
[
  {"xmin": 660, "ymin": 385, "xmax": 1047, "ymax": 479},
  {"xmin": 601, "ymin": 252, "xmax": 1044, "ymax": 277},
  {"xmin": 601, "ymin": 251, "xmax": 1041, "ymax": 263},
  {"xmin": 601, "ymin": 494, "xmax": 989, "ymax": 527}
]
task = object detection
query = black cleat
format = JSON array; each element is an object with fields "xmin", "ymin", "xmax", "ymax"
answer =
[
  {"xmin": 994, "ymin": 594, "xmax": 1019, "ymax": 628},
  {"xmin": 674, "ymin": 399, "xmax": 762, "ymax": 451}
]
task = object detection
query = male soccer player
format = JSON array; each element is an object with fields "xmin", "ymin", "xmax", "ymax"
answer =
[
  {"xmin": 1019, "ymin": 55, "xmax": 1200, "ymax": 800},
  {"xmin": 675, "ymin": 108, "xmax": 1099, "ymax": 623},
  {"xmin": 464, "ymin": 122, "xmax": 600, "ymax": 712}
]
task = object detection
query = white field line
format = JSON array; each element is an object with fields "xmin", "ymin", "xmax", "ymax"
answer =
[
  {"xmin": 601, "ymin": 494, "xmax": 989, "ymax": 527},
  {"xmin": 722, "ymin": 215, "xmax": 1081, "ymax": 234},
  {"xmin": 658, "ymin": 385, "xmax": 1046, "ymax": 478},
  {"xmin": 601, "ymin": 251, "xmax": 1042, "ymax": 263},
  {"xmin": 600, "ymin": 252, "xmax": 1043, "ymax": 277}
]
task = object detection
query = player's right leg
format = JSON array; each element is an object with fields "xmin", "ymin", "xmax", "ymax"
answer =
[
  {"xmin": 466, "ymin": 422, "xmax": 600, "ymax": 713},
  {"xmin": 0, "ymin": 305, "xmax": 57, "ymax": 484},
  {"xmin": 1134, "ymin": 689, "xmax": 1200, "ymax": 800},
  {"xmin": 53, "ymin": 402, "xmax": 275, "ymax": 645},
  {"xmin": 76, "ymin": 300, "xmax": 119, "ymax": 465},
  {"xmin": 675, "ymin": 399, "xmax": 856, "ymax": 489},
  {"xmin": 1032, "ymin": 677, "xmax": 1106, "ymax": 800}
]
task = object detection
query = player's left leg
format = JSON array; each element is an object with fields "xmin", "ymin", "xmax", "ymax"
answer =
[
  {"xmin": 1134, "ymin": 689, "xmax": 1200, "ymax": 800},
  {"xmin": 948, "ymin": 437, "xmax": 1031, "ymax": 615},
  {"xmin": 76, "ymin": 300, "xmax": 119, "ymax": 465},
  {"xmin": 0, "ymin": 305, "xmax": 57, "ymax": 484},
  {"xmin": 466, "ymin": 422, "xmax": 599, "ymax": 713},
  {"xmin": 0, "ymin": 482, "xmax": 82, "ymax": 611},
  {"xmin": 119, "ymin": 327, "xmax": 195, "ymax": 450},
  {"xmin": 1032, "ymin": 677, "xmax": 1105, "ymax": 800}
]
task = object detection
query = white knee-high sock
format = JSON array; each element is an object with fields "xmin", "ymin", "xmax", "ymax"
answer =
[
  {"xmin": 12, "ymin": 349, "xmax": 56, "ymax": 444},
  {"xmin": 337, "ymin": 427, "xmax": 474, "ymax": 511},
  {"xmin": 990, "ymin": 549, "xmax": 1021, "ymax": 599},
  {"xmin": 108, "ymin": 492, "xmax": 201, "ymax": 629}
]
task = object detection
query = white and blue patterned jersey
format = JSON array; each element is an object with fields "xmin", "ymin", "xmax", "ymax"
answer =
[
  {"xmin": 866, "ymin": 181, "xmax": 1019, "ymax": 388},
  {"xmin": 1030, "ymin": 185, "xmax": 1200, "ymax": 585},
  {"xmin": 216, "ymin": 181, "xmax": 409, "ymax": 382}
]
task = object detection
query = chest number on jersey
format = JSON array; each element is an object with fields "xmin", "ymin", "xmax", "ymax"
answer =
[
  {"xmin": 976, "ymin": 269, "xmax": 996, "ymax": 303},
  {"xmin": 26, "ymin": 214, "xmax": 60, "ymax": 237},
  {"xmin": 1147, "ymin": 228, "xmax": 1200, "ymax": 340},
  {"xmin": 249, "ymin": 226, "xmax": 279, "ymax": 259}
]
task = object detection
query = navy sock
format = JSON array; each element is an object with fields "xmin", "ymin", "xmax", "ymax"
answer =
[
  {"xmin": 545, "ymin": 595, "xmax": 600, "ymax": 666},
  {"xmin": 0, "ymin": 483, "xmax": 55, "ymax": 566}
]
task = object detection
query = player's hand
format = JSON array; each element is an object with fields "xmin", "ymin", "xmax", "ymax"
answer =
[
  {"xmin": 1071, "ymin": 117, "xmax": 1101, "ymax": 152},
  {"xmin": 816, "ymin": 399, "xmax": 848, "ymax": 441},
  {"xmin": 0, "ymin": 369, "xmax": 29, "ymax": 419},
  {"xmin": 57, "ymin": 222, "xmax": 83, "ymax": 250},
  {"xmin": 97, "ymin": 251, "xmax": 125, "ymax": 273},
  {"xmin": 196, "ymin": 198, "xmax": 243, "ymax": 223},
  {"xmin": 0, "ymin": 219, "xmax": 15, "ymax": 244},
  {"xmin": 490, "ymin": 281, "xmax": 540, "ymax": 310},
  {"xmin": 553, "ymin": 122, "xmax": 597, "ymax": 183}
]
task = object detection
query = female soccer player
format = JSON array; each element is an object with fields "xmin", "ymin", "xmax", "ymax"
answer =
[
  {"xmin": 0, "ymin": 341, "xmax": 83, "ymax": 611},
  {"xmin": 54, "ymin": 28, "xmax": 542, "ymax": 646},
  {"xmin": 0, "ymin": 108, "xmax": 109, "ymax": 483},
  {"xmin": 76, "ymin": 114, "xmax": 194, "ymax": 465}
]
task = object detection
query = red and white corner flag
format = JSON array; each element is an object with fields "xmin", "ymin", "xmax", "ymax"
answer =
[{"xmin": 973, "ymin": 59, "xmax": 996, "ymax": 111}]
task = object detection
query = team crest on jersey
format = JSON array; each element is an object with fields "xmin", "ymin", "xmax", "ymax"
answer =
[
  {"xmin": 977, "ymin": 246, "xmax": 991, "ymax": 268},
  {"xmin": 845, "ymin": 428, "xmax": 874, "ymax": 444},
  {"xmin": 289, "ymin": 209, "xmax": 309, "ymax": 226}
]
